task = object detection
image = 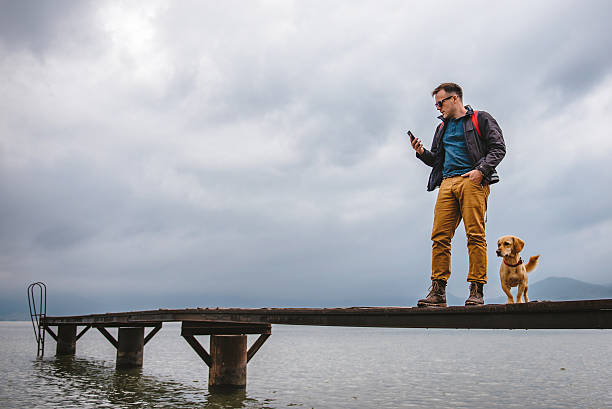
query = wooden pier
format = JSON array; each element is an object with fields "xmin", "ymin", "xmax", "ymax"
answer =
[{"xmin": 41, "ymin": 299, "xmax": 612, "ymax": 389}]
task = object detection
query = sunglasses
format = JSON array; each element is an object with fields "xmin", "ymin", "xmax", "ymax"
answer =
[{"xmin": 434, "ymin": 95, "xmax": 454, "ymax": 108}]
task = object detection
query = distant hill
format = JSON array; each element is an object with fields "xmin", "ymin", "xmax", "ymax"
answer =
[
  {"xmin": 529, "ymin": 277, "xmax": 612, "ymax": 300},
  {"xmin": 486, "ymin": 277, "xmax": 612, "ymax": 304}
]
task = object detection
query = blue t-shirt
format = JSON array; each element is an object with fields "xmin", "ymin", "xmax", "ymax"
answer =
[{"xmin": 442, "ymin": 118, "xmax": 474, "ymax": 178}]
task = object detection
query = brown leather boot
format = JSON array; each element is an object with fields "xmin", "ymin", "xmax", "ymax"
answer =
[
  {"xmin": 465, "ymin": 282, "xmax": 484, "ymax": 305},
  {"xmin": 417, "ymin": 279, "xmax": 447, "ymax": 307}
]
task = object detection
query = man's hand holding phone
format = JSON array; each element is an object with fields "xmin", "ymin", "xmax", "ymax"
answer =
[{"xmin": 408, "ymin": 130, "xmax": 424, "ymax": 155}]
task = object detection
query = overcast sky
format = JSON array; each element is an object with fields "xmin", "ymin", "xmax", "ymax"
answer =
[{"xmin": 2, "ymin": 0, "xmax": 612, "ymax": 313}]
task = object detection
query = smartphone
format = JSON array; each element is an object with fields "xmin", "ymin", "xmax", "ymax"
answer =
[{"xmin": 407, "ymin": 130, "xmax": 416, "ymax": 142}]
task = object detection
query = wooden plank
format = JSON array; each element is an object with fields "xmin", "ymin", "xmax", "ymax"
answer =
[
  {"xmin": 181, "ymin": 321, "xmax": 271, "ymax": 336},
  {"xmin": 182, "ymin": 335, "xmax": 212, "ymax": 367},
  {"xmin": 80, "ymin": 322, "xmax": 161, "ymax": 328},
  {"xmin": 42, "ymin": 299, "xmax": 612, "ymax": 330}
]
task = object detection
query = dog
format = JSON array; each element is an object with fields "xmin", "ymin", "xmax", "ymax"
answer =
[{"xmin": 496, "ymin": 235, "xmax": 540, "ymax": 304}]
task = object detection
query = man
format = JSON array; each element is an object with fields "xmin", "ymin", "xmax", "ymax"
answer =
[{"xmin": 411, "ymin": 83, "xmax": 506, "ymax": 307}]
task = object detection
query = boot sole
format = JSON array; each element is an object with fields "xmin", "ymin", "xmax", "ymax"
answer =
[{"xmin": 417, "ymin": 302, "xmax": 447, "ymax": 308}]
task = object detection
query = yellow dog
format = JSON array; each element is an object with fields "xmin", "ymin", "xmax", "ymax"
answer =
[{"xmin": 496, "ymin": 235, "xmax": 540, "ymax": 303}]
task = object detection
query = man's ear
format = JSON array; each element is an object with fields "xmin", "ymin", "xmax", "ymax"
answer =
[{"xmin": 513, "ymin": 237, "xmax": 525, "ymax": 254}]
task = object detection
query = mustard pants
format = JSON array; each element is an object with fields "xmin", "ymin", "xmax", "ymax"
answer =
[{"xmin": 431, "ymin": 176, "xmax": 490, "ymax": 283}]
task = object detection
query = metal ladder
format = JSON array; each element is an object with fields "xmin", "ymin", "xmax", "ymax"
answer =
[{"xmin": 27, "ymin": 282, "xmax": 47, "ymax": 357}]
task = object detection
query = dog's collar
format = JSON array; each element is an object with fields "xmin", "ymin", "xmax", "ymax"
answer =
[{"xmin": 504, "ymin": 258, "xmax": 523, "ymax": 267}]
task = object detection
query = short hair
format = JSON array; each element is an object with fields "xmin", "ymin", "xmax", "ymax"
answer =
[{"xmin": 432, "ymin": 83, "xmax": 463, "ymax": 100}]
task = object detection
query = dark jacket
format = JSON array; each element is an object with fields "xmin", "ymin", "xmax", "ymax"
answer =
[{"xmin": 417, "ymin": 106, "xmax": 506, "ymax": 191}]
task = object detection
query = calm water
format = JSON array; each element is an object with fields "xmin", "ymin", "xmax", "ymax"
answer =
[{"xmin": 1, "ymin": 321, "xmax": 610, "ymax": 408}]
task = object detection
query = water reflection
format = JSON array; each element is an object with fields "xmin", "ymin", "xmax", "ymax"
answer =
[
  {"xmin": 31, "ymin": 356, "xmax": 273, "ymax": 408},
  {"xmin": 205, "ymin": 389, "xmax": 273, "ymax": 409}
]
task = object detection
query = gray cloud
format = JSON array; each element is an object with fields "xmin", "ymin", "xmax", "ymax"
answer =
[
  {"xmin": 1, "ymin": 1, "xmax": 612, "ymax": 314},
  {"xmin": 0, "ymin": 0, "xmax": 99, "ymax": 55}
]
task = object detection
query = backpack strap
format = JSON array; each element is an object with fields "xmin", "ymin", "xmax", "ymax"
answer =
[{"xmin": 471, "ymin": 110, "xmax": 481, "ymax": 137}]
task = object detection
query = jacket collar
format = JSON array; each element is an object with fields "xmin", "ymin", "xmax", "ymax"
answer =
[{"xmin": 437, "ymin": 105, "xmax": 474, "ymax": 122}]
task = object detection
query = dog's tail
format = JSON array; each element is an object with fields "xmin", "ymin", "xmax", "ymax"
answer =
[{"xmin": 525, "ymin": 255, "xmax": 540, "ymax": 273}]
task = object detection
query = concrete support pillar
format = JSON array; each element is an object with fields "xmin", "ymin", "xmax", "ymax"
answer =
[
  {"xmin": 56, "ymin": 324, "xmax": 77, "ymax": 356},
  {"xmin": 209, "ymin": 335, "xmax": 247, "ymax": 389},
  {"xmin": 116, "ymin": 327, "xmax": 144, "ymax": 369}
]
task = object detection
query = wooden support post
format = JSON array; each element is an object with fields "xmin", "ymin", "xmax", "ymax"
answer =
[
  {"xmin": 209, "ymin": 335, "xmax": 247, "ymax": 389},
  {"xmin": 144, "ymin": 323, "xmax": 162, "ymax": 346},
  {"xmin": 96, "ymin": 326, "xmax": 118, "ymax": 348},
  {"xmin": 183, "ymin": 335, "xmax": 212, "ymax": 367},
  {"xmin": 76, "ymin": 325, "xmax": 91, "ymax": 341},
  {"xmin": 181, "ymin": 322, "xmax": 270, "ymax": 389},
  {"xmin": 247, "ymin": 333, "xmax": 270, "ymax": 363},
  {"xmin": 44, "ymin": 326, "xmax": 58, "ymax": 342},
  {"xmin": 116, "ymin": 327, "xmax": 144, "ymax": 369},
  {"xmin": 56, "ymin": 324, "xmax": 77, "ymax": 356}
]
